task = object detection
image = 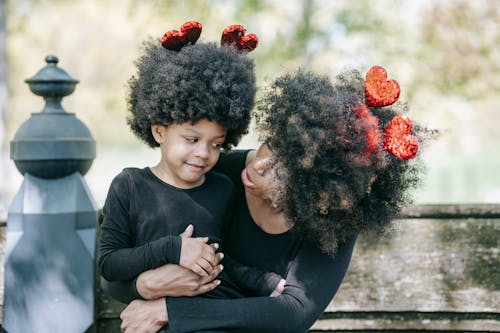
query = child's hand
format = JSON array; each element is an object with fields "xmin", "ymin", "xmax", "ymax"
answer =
[
  {"xmin": 179, "ymin": 225, "xmax": 219, "ymax": 277},
  {"xmin": 270, "ymin": 278, "xmax": 286, "ymax": 297}
]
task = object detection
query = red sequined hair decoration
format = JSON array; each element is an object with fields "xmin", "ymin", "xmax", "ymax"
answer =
[
  {"xmin": 358, "ymin": 66, "xmax": 419, "ymax": 159},
  {"xmin": 221, "ymin": 24, "xmax": 258, "ymax": 52},
  {"xmin": 383, "ymin": 115, "xmax": 419, "ymax": 160},
  {"xmin": 354, "ymin": 104, "xmax": 381, "ymax": 154},
  {"xmin": 365, "ymin": 66, "xmax": 400, "ymax": 107},
  {"xmin": 161, "ymin": 21, "xmax": 202, "ymax": 51}
]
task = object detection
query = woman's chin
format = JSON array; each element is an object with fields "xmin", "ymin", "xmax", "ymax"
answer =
[{"xmin": 241, "ymin": 168, "xmax": 256, "ymax": 189}]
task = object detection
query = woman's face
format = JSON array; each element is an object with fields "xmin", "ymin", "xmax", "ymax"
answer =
[{"xmin": 241, "ymin": 143, "xmax": 281, "ymax": 203}]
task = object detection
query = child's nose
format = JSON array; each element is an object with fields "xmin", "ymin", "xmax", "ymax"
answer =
[{"xmin": 195, "ymin": 144, "xmax": 210, "ymax": 159}]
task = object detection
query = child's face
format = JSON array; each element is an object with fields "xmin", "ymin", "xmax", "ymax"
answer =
[{"xmin": 152, "ymin": 119, "xmax": 227, "ymax": 188}]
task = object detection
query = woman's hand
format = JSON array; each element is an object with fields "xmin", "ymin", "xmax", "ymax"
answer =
[
  {"xmin": 120, "ymin": 298, "xmax": 167, "ymax": 333},
  {"xmin": 136, "ymin": 262, "xmax": 223, "ymax": 299}
]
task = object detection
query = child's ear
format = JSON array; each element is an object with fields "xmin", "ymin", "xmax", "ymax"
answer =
[{"xmin": 151, "ymin": 125, "xmax": 166, "ymax": 144}]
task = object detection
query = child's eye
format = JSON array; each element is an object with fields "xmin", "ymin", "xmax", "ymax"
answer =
[
  {"xmin": 185, "ymin": 137, "xmax": 198, "ymax": 143},
  {"xmin": 211, "ymin": 142, "xmax": 223, "ymax": 149}
]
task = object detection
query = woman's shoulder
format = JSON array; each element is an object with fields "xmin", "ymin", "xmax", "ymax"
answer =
[
  {"xmin": 214, "ymin": 149, "xmax": 253, "ymax": 183},
  {"xmin": 205, "ymin": 170, "xmax": 234, "ymax": 190},
  {"xmin": 218, "ymin": 149, "xmax": 252, "ymax": 167}
]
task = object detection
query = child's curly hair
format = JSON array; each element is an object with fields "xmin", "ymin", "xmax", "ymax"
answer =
[
  {"xmin": 256, "ymin": 70, "xmax": 427, "ymax": 255},
  {"xmin": 127, "ymin": 40, "xmax": 256, "ymax": 149}
]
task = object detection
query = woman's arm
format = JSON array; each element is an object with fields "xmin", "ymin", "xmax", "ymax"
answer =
[
  {"xmin": 102, "ymin": 263, "xmax": 223, "ymax": 304},
  {"xmin": 166, "ymin": 237, "xmax": 356, "ymax": 333},
  {"xmin": 120, "ymin": 297, "xmax": 168, "ymax": 333},
  {"xmin": 120, "ymin": 236, "xmax": 356, "ymax": 333},
  {"xmin": 222, "ymin": 255, "xmax": 283, "ymax": 296}
]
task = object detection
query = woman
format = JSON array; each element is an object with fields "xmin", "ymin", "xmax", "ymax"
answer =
[{"xmin": 115, "ymin": 68, "xmax": 427, "ymax": 333}]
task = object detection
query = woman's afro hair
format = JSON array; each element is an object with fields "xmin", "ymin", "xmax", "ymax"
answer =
[
  {"xmin": 127, "ymin": 40, "xmax": 256, "ymax": 149},
  {"xmin": 255, "ymin": 69, "xmax": 429, "ymax": 255}
]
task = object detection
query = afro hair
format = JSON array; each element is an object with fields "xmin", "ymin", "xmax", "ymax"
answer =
[
  {"xmin": 127, "ymin": 40, "xmax": 256, "ymax": 149},
  {"xmin": 255, "ymin": 69, "xmax": 429, "ymax": 255}
]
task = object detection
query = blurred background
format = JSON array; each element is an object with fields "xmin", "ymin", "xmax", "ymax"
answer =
[{"xmin": 0, "ymin": 0, "xmax": 499, "ymax": 219}]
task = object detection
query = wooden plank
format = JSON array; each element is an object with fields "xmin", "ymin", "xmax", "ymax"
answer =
[
  {"xmin": 310, "ymin": 318, "xmax": 499, "ymax": 331},
  {"xmin": 311, "ymin": 312, "xmax": 500, "ymax": 331},
  {"xmin": 327, "ymin": 218, "xmax": 499, "ymax": 313},
  {"xmin": 400, "ymin": 204, "xmax": 500, "ymax": 219},
  {"xmin": 311, "ymin": 217, "xmax": 500, "ymax": 331}
]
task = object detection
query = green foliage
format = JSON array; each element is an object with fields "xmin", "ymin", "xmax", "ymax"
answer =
[{"xmin": 420, "ymin": 1, "xmax": 500, "ymax": 98}]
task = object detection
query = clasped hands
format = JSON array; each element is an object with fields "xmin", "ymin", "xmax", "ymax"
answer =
[
  {"xmin": 120, "ymin": 225, "xmax": 224, "ymax": 333},
  {"xmin": 179, "ymin": 224, "xmax": 222, "ymax": 277}
]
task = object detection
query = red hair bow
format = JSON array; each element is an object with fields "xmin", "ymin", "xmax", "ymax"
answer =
[
  {"xmin": 161, "ymin": 21, "xmax": 202, "ymax": 51},
  {"xmin": 221, "ymin": 24, "xmax": 258, "ymax": 52}
]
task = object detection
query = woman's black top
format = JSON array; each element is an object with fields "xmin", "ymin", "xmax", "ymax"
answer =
[{"xmin": 165, "ymin": 150, "xmax": 357, "ymax": 333}]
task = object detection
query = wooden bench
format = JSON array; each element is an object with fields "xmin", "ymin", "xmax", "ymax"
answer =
[{"xmin": 1, "ymin": 204, "xmax": 499, "ymax": 332}]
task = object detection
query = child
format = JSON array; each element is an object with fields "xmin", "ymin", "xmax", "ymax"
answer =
[{"xmin": 98, "ymin": 22, "xmax": 281, "ymax": 300}]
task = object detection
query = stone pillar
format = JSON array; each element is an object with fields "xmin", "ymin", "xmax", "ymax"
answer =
[{"xmin": 3, "ymin": 55, "xmax": 97, "ymax": 332}]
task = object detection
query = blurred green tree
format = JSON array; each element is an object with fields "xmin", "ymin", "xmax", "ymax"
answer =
[{"xmin": 1, "ymin": 0, "xmax": 499, "ymax": 206}]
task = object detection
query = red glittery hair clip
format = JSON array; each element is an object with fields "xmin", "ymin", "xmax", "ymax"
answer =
[
  {"xmin": 359, "ymin": 66, "xmax": 418, "ymax": 159},
  {"xmin": 354, "ymin": 104, "xmax": 381, "ymax": 154},
  {"xmin": 161, "ymin": 21, "xmax": 202, "ymax": 51},
  {"xmin": 365, "ymin": 66, "xmax": 400, "ymax": 107},
  {"xmin": 221, "ymin": 24, "xmax": 258, "ymax": 52},
  {"xmin": 383, "ymin": 114, "xmax": 419, "ymax": 160}
]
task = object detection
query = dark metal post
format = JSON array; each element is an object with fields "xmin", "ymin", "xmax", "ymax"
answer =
[{"xmin": 3, "ymin": 55, "xmax": 97, "ymax": 332}]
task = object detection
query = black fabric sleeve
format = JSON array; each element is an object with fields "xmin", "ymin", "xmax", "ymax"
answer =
[
  {"xmin": 100, "ymin": 277, "xmax": 142, "ymax": 304},
  {"xmin": 166, "ymin": 237, "xmax": 357, "ymax": 333},
  {"xmin": 99, "ymin": 235, "xmax": 182, "ymax": 281},
  {"xmin": 221, "ymin": 254, "xmax": 282, "ymax": 297},
  {"xmin": 98, "ymin": 173, "xmax": 182, "ymax": 281}
]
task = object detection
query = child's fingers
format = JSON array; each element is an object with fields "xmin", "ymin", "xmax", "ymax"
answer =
[
  {"xmin": 199, "ymin": 257, "xmax": 216, "ymax": 275},
  {"xmin": 198, "ymin": 242, "xmax": 216, "ymax": 256},
  {"xmin": 212, "ymin": 264, "xmax": 223, "ymax": 278},
  {"xmin": 193, "ymin": 260, "xmax": 212, "ymax": 277},
  {"xmin": 202, "ymin": 249, "xmax": 219, "ymax": 267},
  {"xmin": 179, "ymin": 224, "xmax": 194, "ymax": 237},
  {"xmin": 191, "ymin": 263, "xmax": 208, "ymax": 277},
  {"xmin": 198, "ymin": 243, "xmax": 219, "ymax": 266},
  {"xmin": 199, "ymin": 263, "xmax": 223, "ymax": 284},
  {"xmin": 213, "ymin": 252, "xmax": 224, "ymax": 266},
  {"xmin": 194, "ymin": 236, "xmax": 209, "ymax": 243}
]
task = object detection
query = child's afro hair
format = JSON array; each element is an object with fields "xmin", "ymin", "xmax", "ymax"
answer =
[
  {"xmin": 255, "ymin": 69, "xmax": 430, "ymax": 255},
  {"xmin": 127, "ymin": 40, "xmax": 256, "ymax": 149}
]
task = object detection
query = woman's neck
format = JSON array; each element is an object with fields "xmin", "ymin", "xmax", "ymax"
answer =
[{"xmin": 245, "ymin": 190, "xmax": 290, "ymax": 234}]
